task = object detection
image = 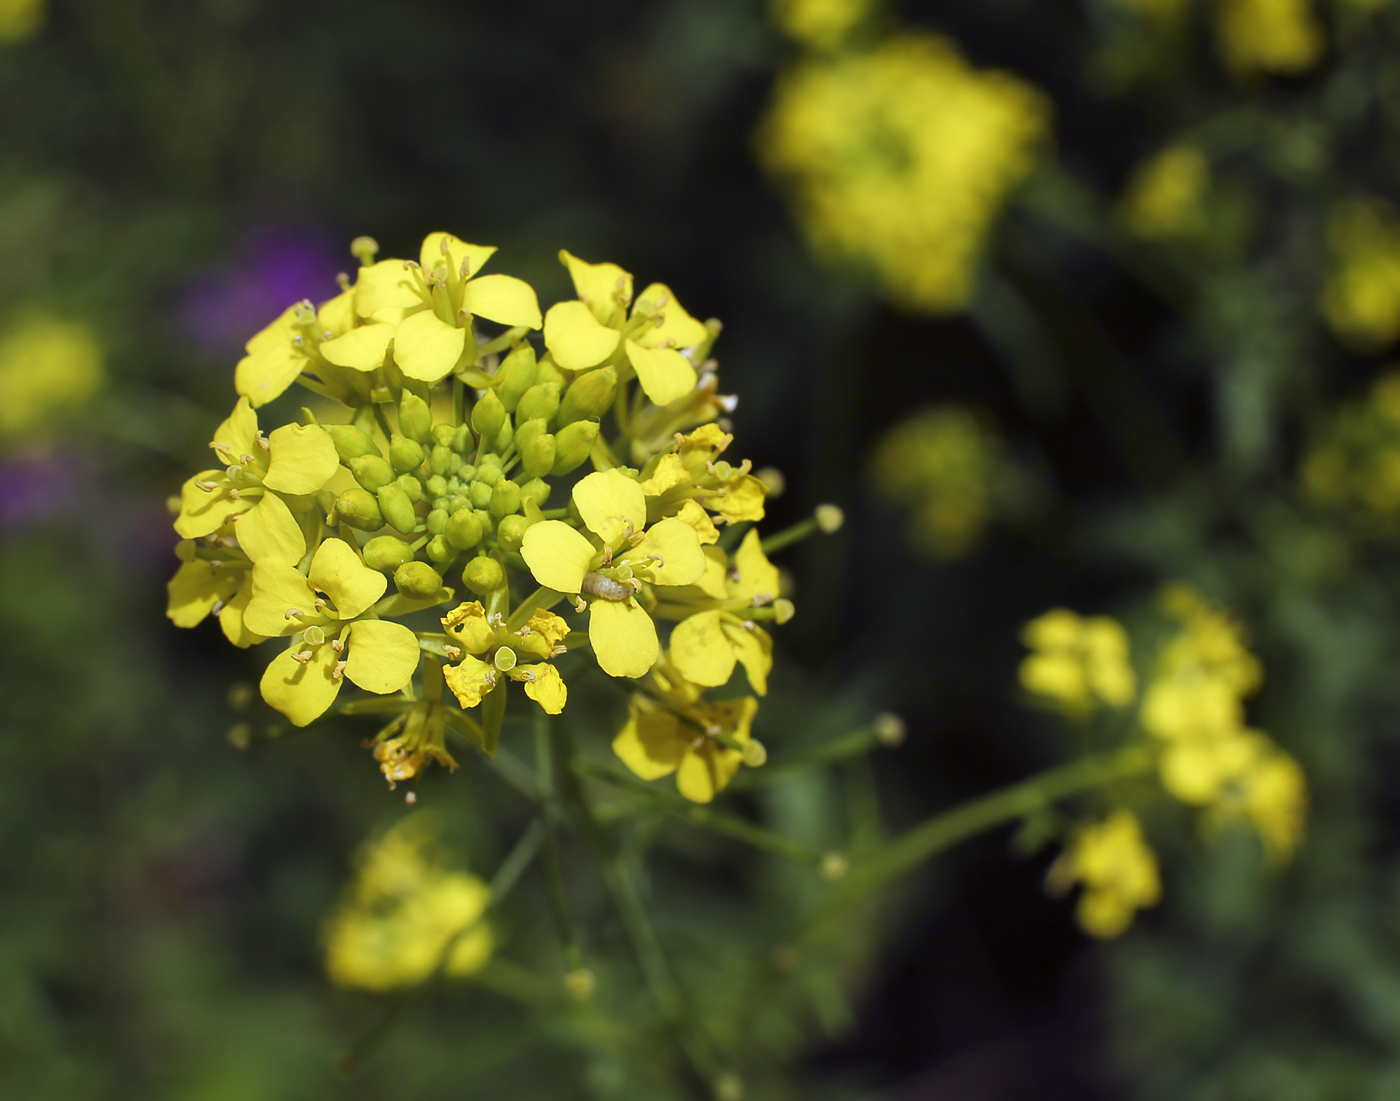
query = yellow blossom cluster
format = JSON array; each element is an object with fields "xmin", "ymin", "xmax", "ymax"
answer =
[
  {"xmin": 0, "ymin": 310, "xmax": 103, "ymax": 439},
  {"xmin": 1047, "ymin": 810, "xmax": 1161, "ymax": 938},
  {"xmin": 323, "ymin": 815, "xmax": 492, "ymax": 990},
  {"xmin": 168, "ymin": 233, "xmax": 802, "ymax": 802},
  {"xmin": 757, "ymin": 30, "xmax": 1051, "ymax": 313},
  {"xmin": 1019, "ymin": 609, "xmax": 1136, "ymax": 715},
  {"xmin": 1321, "ymin": 198, "xmax": 1400, "ymax": 352},
  {"xmin": 1118, "ymin": 145, "xmax": 1210, "ymax": 241},
  {"xmin": 0, "ymin": 0, "xmax": 43, "ymax": 42},
  {"xmin": 1215, "ymin": 0, "xmax": 1324, "ymax": 78},
  {"xmin": 1302, "ymin": 369, "xmax": 1400, "ymax": 530},
  {"xmin": 771, "ymin": 0, "xmax": 875, "ymax": 52}
]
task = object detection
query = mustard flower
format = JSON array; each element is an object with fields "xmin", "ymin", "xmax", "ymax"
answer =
[
  {"xmin": 640, "ymin": 423, "xmax": 769, "ymax": 530},
  {"xmin": 771, "ymin": 0, "xmax": 874, "ymax": 51},
  {"xmin": 166, "ymin": 523, "xmax": 265, "ymax": 648},
  {"xmin": 1321, "ymin": 198, "xmax": 1400, "ymax": 352},
  {"xmin": 0, "ymin": 310, "xmax": 102, "ymax": 438},
  {"xmin": 613, "ymin": 652, "xmax": 761, "ymax": 804},
  {"xmin": 1019, "ymin": 609, "xmax": 1137, "ymax": 713},
  {"xmin": 440, "ymin": 601, "xmax": 570, "ymax": 715},
  {"xmin": 1119, "ymin": 145, "xmax": 1210, "ymax": 241},
  {"xmin": 354, "ymin": 233, "xmax": 541, "ymax": 383},
  {"xmin": 542, "ymin": 250, "xmax": 710, "ymax": 406},
  {"xmin": 1215, "ymin": 0, "xmax": 1324, "ymax": 79},
  {"xmin": 1047, "ymin": 810, "xmax": 1161, "ymax": 938},
  {"xmin": 521, "ymin": 469, "xmax": 705, "ymax": 678}
]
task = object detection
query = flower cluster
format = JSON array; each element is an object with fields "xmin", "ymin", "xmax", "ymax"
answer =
[
  {"xmin": 1302, "ymin": 369, "xmax": 1400, "ymax": 532},
  {"xmin": 0, "ymin": 310, "xmax": 102, "ymax": 441},
  {"xmin": 1118, "ymin": 144, "xmax": 1210, "ymax": 241},
  {"xmin": 1215, "ymin": 0, "xmax": 1324, "ymax": 79},
  {"xmin": 1321, "ymin": 198, "xmax": 1400, "ymax": 352},
  {"xmin": 1021, "ymin": 587, "xmax": 1307, "ymax": 937},
  {"xmin": 168, "ymin": 233, "xmax": 807, "ymax": 801},
  {"xmin": 757, "ymin": 25, "xmax": 1051, "ymax": 313}
]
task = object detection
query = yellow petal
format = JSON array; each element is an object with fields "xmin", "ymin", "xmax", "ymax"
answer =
[
  {"xmin": 723, "ymin": 620, "xmax": 772, "ymax": 696},
  {"xmin": 264, "ymin": 423, "xmax": 339, "ymax": 494},
  {"xmin": 521, "ymin": 520, "xmax": 596, "ymax": 594},
  {"xmin": 462, "ymin": 274, "xmax": 542, "ymax": 329},
  {"xmin": 319, "ymin": 322, "xmax": 394, "ymax": 371},
  {"xmin": 315, "ymin": 288, "xmax": 356, "ymax": 335},
  {"xmin": 676, "ymin": 744, "xmax": 743, "ymax": 804},
  {"xmin": 442, "ymin": 601, "xmax": 496, "ymax": 654},
  {"xmin": 633, "ymin": 283, "xmax": 709, "ymax": 351},
  {"xmin": 624, "ymin": 340, "xmax": 696, "ymax": 406},
  {"xmin": 245, "ymin": 305, "xmax": 298, "ymax": 355},
  {"xmin": 631, "ymin": 518, "xmax": 704, "ymax": 586},
  {"xmin": 235, "ymin": 342, "xmax": 307, "ymax": 408},
  {"xmin": 354, "ymin": 260, "xmax": 426, "ymax": 324},
  {"xmin": 244, "ymin": 560, "xmax": 317, "ymax": 637},
  {"xmin": 218, "ymin": 582, "xmax": 266, "ymax": 648},
  {"xmin": 668, "ymin": 610, "xmax": 736, "ymax": 688},
  {"xmin": 213, "ymin": 397, "xmax": 260, "ymax": 459},
  {"xmin": 260, "ymin": 643, "xmax": 341, "ymax": 726},
  {"xmin": 728, "ymin": 530, "xmax": 779, "ymax": 604},
  {"xmin": 166, "ymin": 560, "xmax": 244, "ymax": 628},
  {"xmin": 715, "ymin": 474, "xmax": 767, "ymax": 524},
  {"xmin": 641, "ymin": 453, "xmax": 690, "ymax": 497},
  {"xmin": 612, "ymin": 708, "xmax": 685, "ymax": 780},
  {"xmin": 560, "ymin": 250, "xmax": 632, "ymax": 324},
  {"xmin": 543, "ymin": 300, "xmax": 620, "ymax": 371},
  {"xmin": 525, "ymin": 609, "xmax": 570, "ymax": 648},
  {"xmin": 420, "ymin": 234, "xmax": 496, "ymax": 280},
  {"xmin": 573, "ymin": 469, "xmax": 647, "ymax": 546},
  {"xmin": 675, "ymin": 499, "xmax": 719, "ymax": 545},
  {"xmin": 235, "ymin": 492, "xmax": 306, "ymax": 564},
  {"xmin": 173, "ymin": 471, "xmax": 242, "ymax": 539},
  {"xmin": 588, "ymin": 599, "xmax": 659, "ymax": 679},
  {"xmin": 345, "ymin": 619, "xmax": 420, "ymax": 694},
  {"xmin": 393, "ymin": 309, "xmax": 468, "ymax": 383},
  {"xmin": 310, "ymin": 538, "xmax": 387, "ymax": 619},
  {"xmin": 444, "ymin": 655, "xmax": 496, "ymax": 709},
  {"xmin": 516, "ymin": 663, "xmax": 567, "ymax": 714}
]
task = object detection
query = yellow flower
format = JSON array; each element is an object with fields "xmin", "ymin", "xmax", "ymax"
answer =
[
  {"xmin": 165, "ymin": 524, "xmax": 265, "ymax": 649},
  {"xmin": 244, "ymin": 537, "xmax": 421, "ymax": 726},
  {"xmin": 0, "ymin": 310, "xmax": 102, "ymax": 437},
  {"xmin": 324, "ymin": 815, "xmax": 492, "ymax": 991},
  {"xmin": 521, "ymin": 469, "xmax": 705, "ymax": 678},
  {"xmin": 542, "ymin": 251, "xmax": 710, "ymax": 406},
  {"xmin": 612, "ymin": 652, "xmax": 760, "ymax": 803},
  {"xmin": 1119, "ymin": 145, "xmax": 1209, "ymax": 241},
  {"xmin": 1215, "ymin": 0, "xmax": 1324, "ymax": 79},
  {"xmin": 1019, "ymin": 609, "xmax": 1137, "ymax": 713},
  {"xmin": 640, "ymin": 423, "xmax": 769, "ymax": 530},
  {"xmin": 771, "ymin": 0, "xmax": 874, "ymax": 51},
  {"xmin": 440, "ymin": 601, "xmax": 570, "ymax": 715},
  {"xmin": 355, "ymin": 233, "xmax": 542, "ymax": 383},
  {"xmin": 1321, "ymin": 198, "xmax": 1400, "ymax": 352},
  {"xmin": 757, "ymin": 33, "xmax": 1051, "ymax": 313},
  {"xmin": 1301, "ymin": 369, "xmax": 1400, "ymax": 532},
  {"xmin": 1047, "ymin": 810, "xmax": 1161, "ymax": 938},
  {"xmin": 0, "ymin": 0, "xmax": 43, "ymax": 42}
]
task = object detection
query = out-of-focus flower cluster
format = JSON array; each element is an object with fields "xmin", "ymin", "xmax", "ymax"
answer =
[
  {"xmin": 0, "ymin": 310, "xmax": 102, "ymax": 442},
  {"xmin": 1302, "ymin": 369, "xmax": 1400, "ymax": 532},
  {"xmin": 1321, "ymin": 198, "xmax": 1400, "ymax": 353},
  {"xmin": 758, "ymin": 7, "xmax": 1050, "ymax": 312},
  {"xmin": 1022, "ymin": 587, "xmax": 1306, "ymax": 938}
]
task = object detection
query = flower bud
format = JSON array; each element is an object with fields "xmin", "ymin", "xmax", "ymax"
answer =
[
  {"xmin": 469, "ymin": 481, "xmax": 493, "ymax": 509},
  {"xmin": 519, "ymin": 477, "xmax": 550, "ymax": 506},
  {"xmin": 495, "ymin": 513, "xmax": 533, "ymax": 552},
  {"xmin": 551, "ymin": 419, "xmax": 600, "ymax": 475},
  {"xmin": 474, "ymin": 508, "xmax": 495, "ymax": 535},
  {"xmin": 326, "ymin": 423, "xmax": 382, "ymax": 462},
  {"xmin": 462, "ymin": 555, "xmax": 504, "ymax": 595},
  {"xmin": 394, "ymin": 560, "xmax": 442, "ymax": 597},
  {"xmin": 425, "ymin": 474, "xmax": 448, "ymax": 499},
  {"xmin": 742, "ymin": 739, "xmax": 767, "ymax": 767},
  {"xmin": 426, "ymin": 508, "xmax": 449, "ymax": 536},
  {"xmin": 449, "ymin": 492, "xmax": 472, "ymax": 513},
  {"xmin": 349, "ymin": 455, "xmax": 396, "ymax": 493},
  {"xmin": 377, "ymin": 484, "xmax": 418, "ymax": 534},
  {"xmin": 471, "ymin": 389, "xmax": 506, "ymax": 441},
  {"xmin": 476, "ymin": 462, "xmax": 503, "ymax": 487},
  {"xmin": 493, "ymin": 421, "xmax": 514, "ymax": 453},
  {"xmin": 490, "ymin": 479, "xmax": 521, "ymax": 519},
  {"xmin": 363, "ymin": 535, "xmax": 415, "ymax": 571},
  {"xmin": 494, "ymin": 344, "xmax": 538, "ymax": 413},
  {"xmin": 389, "ymin": 434, "xmax": 425, "ymax": 474},
  {"xmin": 425, "ymin": 534, "xmax": 454, "ymax": 564},
  {"xmin": 395, "ymin": 473, "xmax": 423, "ymax": 503},
  {"xmin": 515, "ymin": 382, "xmax": 561, "ymax": 425},
  {"xmin": 431, "ymin": 423, "xmax": 455, "ymax": 446},
  {"xmin": 399, "ymin": 391, "xmax": 433, "ymax": 444},
  {"xmin": 520, "ymin": 433, "xmax": 556, "ymax": 479},
  {"xmin": 335, "ymin": 488, "xmax": 383, "ymax": 530},
  {"xmin": 447, "ymin": 451, "xmax": 462, "ymax": 476},
  {"xmin": 452, "ymin": 425, "xmax": 474, "ymax": 454},
  {"xmin": 558, "ymin": 366, "xmax": 616, "ymax": 425},
  {"xmin": 446, "ymin": 508, "xmax": 484, "ymax": 550},
  {"xmin": 429, "ymin": 443, "xmax": 452, "ymax": 476}
]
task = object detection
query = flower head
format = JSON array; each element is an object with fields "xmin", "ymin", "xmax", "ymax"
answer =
[
  {"xmin": 1019, "ymin": 609, "xmax": 1136, "ymax": 713},
  {"xmin": 0, "ymin": 310, "xmax": 102, "ymax": 440},
  {"xmin": 1047, "ymin": 810, "xmax": 1161, "ymax": 938},
  {"xmin": 441, "ymin": 601, "xmax": 570, "ymax": 715}
]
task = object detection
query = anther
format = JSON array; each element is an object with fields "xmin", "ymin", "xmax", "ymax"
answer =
[
  {"xmin": 600, "ymin": 545, "xmax": 613, "ymax": 566},
  {"xmin": 646, "ymin": 553, "xmax": 665, "ymax": 567},
  {"xmin": 285, "ymin": 608, "xmax": 305, "ymax": 620},
  {"xmin": 626, "ymin": 578, "xmax": 643, "ymax": 593},
  {"xmin": 209, "ymin": 559, "xmax": 223, "ymax": 570},
  {"xmin": 751, "ymin": 592, "xmax": 772, "ymax": 607},
  {"xmin": 314, "ymin": 597, "xmax": 328, "ymax": 610},
  {"xmin": 336, "ymin": 272, "xmax": 351, "ymax": 291},
  {"xmin": 322, "ymin": 330, "xmax": 333, "ymax": 341},
  {"xmin": 488, "ymin": 612, "xmax": 505, "ymax": 629},
  {"xmin": 292, "ymin": 650, "xmax": 313, "ymax": 665},
  {"xmin": 194, "ymin": 480, "xmax": 219, "ymax": 493},
  {"xmin": 211, "ymin": 600, "xmax": 226, "ymax": 616},
  {"xmin": 550, "ymin": 645, "xmax": 567, "ymax": 657},
  {"xmin": 440, "ymin": 235, "xmax": 451, "ymax": 257},
  {"xmin": 332, "ymin": 661, "xmax": 347, "ymax": 680},
  {"xmin": 655, "ymin": 292, "xmax": 669, "ymax": 309},
  {"xmin": 572, "ymin": 596, "xmax": 587, "ymax": 613},
  {"xmin": 292, "ymin": 334, "xmax": 304, "ymax": 347},
  {"xmin": 255, "ymin": 432, "xmax": 270, "ymax": 450},
  {"xmin": 227, "ymin": 488, "xmax": 240, "ymax": 500},
  {"xmin": 210, "ymin": 440, "xmax": 232, "ymax": 456},
  {"xmin": 331, "ymin": 639, "xmax": 345, "ymax": 652},
  {"xmin": 460, "ymin": 257, "xmax": 471, "ymax": 279},
  {"xmin": 240, "ymin": 453, "xmax": 255, "ymax": 464},
  {"xmin": 742, "ymin": 620, "xmax": 756, "ymax": 632}
]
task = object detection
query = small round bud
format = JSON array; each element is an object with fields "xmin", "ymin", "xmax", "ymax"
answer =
[
  {"xmin": 446, "ymin": 508, "xmax": 484, "ymax": 551},
  {"xmin": 773, "ymin": 598, "xmax": 795, "ymax": 625},
  {"xmin": 475, "ymin": 463, "xmax": 502, "ymax": 487},
  {"xmin": 448, "ymin": 492, "xmax": 472, "ymax": 514},
  {"xmin": 515, "ymin": 381, "xmax": 561, "ymax": 424},
  {"xmin": 429, "ymin": 443, "xmax": 452, "ymax": 477},
  {"xmin": 552, "ymin": 419, "xmax": 600, "ymax": 475},
  {"xmin": 398, "ymin": 392, "xmax": 433, "ymax": 444},
  {"xmin": 815, "ymin": 504, "xmax": 844, "ymax": 533},
  {"xmin": 874, "ymin": 713, "xmax": 906, "ymax": 747},
  {"xmin": 388, "ymin": 434, "xmax": 424, "ymax": 474},
  {"xmin": 377, "ymin": 484, "xmax": 418, "ymax": 534},
  {"xmin": 425, "ymin": 474, "xmax": 448, "ymax": 499},
  {"xmin": 755, "ymin": 467, "xmax": 785, "ymax": 497},
  {"xmin": 349, "ymin": 455, "xmax": 396, "ymax": 493},
  {"xmin": 395, "ymin": 473, "xmax": 424, "ymax": 503},
  {"xmin": 741, "ymin": 739, "xmax": 767, "ymax": 768},
  {"xmin": 447, "ymin": 451, "xmax": 462, "ymax": 476},
  {"xmin": 425, "ymin": 534, "xmax": 454, "ymax": 564},
  {"xmin": 469, "ymin": 480, "xmax": 493, "ymax": 510},
  {"xmin": 819, "ymin": 853, "xmax": 849, "ymax": 881},
  {"xmin": 350, "ymin": 236, "xmax": 379, "ymax": 265},
  {"xmin": 520, "ymin": 433, "xmax": 557, "ymax": 480},
  {"xmin": 444, "ymin": 475, "xmax": 461, "ymax": 495},
  {"xmin": 495, "ymin": 513, "xmax": 531, "ymax": 552},
  {"xmin": 514, "ymin": 417, "xmax": 548, "ymax": 453},
  {"xmin": 394, "ymin": 561, "xmax": 443, "ymax": 597},
  {"xmin": 426, "ymin": 509, "xmax": 449, "ymax": 536},
  {"xmin": 565, "ymin": 968, "xmax": 596, "ymax": 1001},
  {"xmin": 452, "ymin": 424, "xmax": 474, "ymax": 454},
  {"xmin": 325, "ymin": 423, "xmax": 382, "ymax": 462},
  {"xmin": 431, "ymin": 423, "xmax": 455, "ymax": 447},
  {"xmin": 558, "ymin": 366, "xmax": 616, "ymax": 425},
  {"xmin": 227, "ymin": 682, "xmax": 255, "ymax": 711},
  {"xmin": 519, "ymin": 477, "xmax": 550, "ymax": 506},
  {"xmin": 490, "ymin": 479, "xmax": 521, "ymax": 519},
  {"xmin": 335, "ymin": 488, "xmax": 383, "ymax": 531},
  {"xmin": 473, "ymin": 508, "xmax": 496, "ymax": 536},
  {"xmin": 495, "ymin": 345, "xmax": 538, "ymax": 412},
  {"xmin": 493, "ymin": 421, "xmax": 514, "ymax": 453},
  {"xmin": 363, "ymin": 535, "xmax": 415, "ymax": 571},
  {"xmin": 463, "ymin": 555, "xmax": 504, "ymax": 595},
  {"xmin": 493, "ymin": 646, "xmax": 517, "ymax": 672},
  {"xmin": 228, "ymin": 723, "xmax": 252, "ymax": 750},
  {"xmin": 471, "ymin": 389, "xmax": 506, "ymax": 441}
]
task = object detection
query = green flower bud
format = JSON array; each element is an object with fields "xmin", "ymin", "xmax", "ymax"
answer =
[
  {"xmin": 462, "ymin": 555, "xmax": 505, "ymax": 595},
  {"xmin": 446, "ymin": 508, "xmax": 484, "ymax": 550},
  {"xmin": 471, "ymin": 389, "xmax": 506, "ymax": 441},
  {"xmin": 495, "ymin": 344, "xmax": 538, "ymax": 413},
  {"xmin": 490, "ymin": 479, "xmax": 522, "ymax": 519},
  {"xmin": 349, "ymin": 455, "xmax": 396, "ymax": 493},
  {"xmin": 395, "ymin": 473, "xmax": 423, "ymax": 503},
  {"xmin": 430, "ymin": 444, "xmax": 452, "ymax": 476},
  {"xmin": 552, "ymin": 419, "xmax": 601, "ymax": 475},
  {"xmin": 447, "ymin": 452, "xmax": 462, "ymax": 476},
  {"xmin": 399, "ymin": 392, "xmax": 433, "ymax": 444},
  {"xmin": 389, "ymin": 433, "xmax": 425, "ymax": 474},
  {"xmin": 335, "ymin": 488, "xmax": 383, "ymax": 531},
  {"xmin": 514, "ymin": 417, "xmax": 548, "ymax": 453},
  {"xmin": 478, "ymin": 452, "xmax": 500, "ymax": 467},
  {"xmin": 520, "ymin": 433, "xmax": 556, "ymax": 479},
  {"xmin": 445, "ymin": 475, "xmax": 461, "ymax": 494},
  {"xmin": 431, "ymin": 423, "xmax": 455, "ymax": 446},
  {"xmin": 326, "ymin": 423, "xmax": 382, "ymax": 462},
  {"xmin": 493, "ymin": 421, "xmax": 514, "ymax": 453},
  {"xmin": 395, "ymin": 561, "xmax": 442, "ymax": 597},
  {"xmin": 474, "ymin": 508, "xmax": 496, "ymax": 535},
  {"xmin": 535, "ymin": 357, "xmax": 565, "ymax": 386},
  {"xmin": 452, "ymin": 425, "xmax": 474, "ymax": 454},
  {"xmin": 363, "ymin": 536, "xmax": 415, "ymax": 571},
  {"xmin": 458, "ymin": 463, "xmax": 478, "ymax": 483},
  {"xmin": 558, "ymin": 367, "xmax": 616, "ymax": 425},
  {"xmin": 476, "ymin": 463, "xmax": 503, "ymax": 487},
  {"xmin": 495, "ymin": 513, "xmax": 533, "ymax": 552},
  {"xmin": 425, "ymin": 534, "xmax": 454, "ymax": 564},
  {"xmin": 516, "ymin": 382, "xmax": 561, "ymax": 425},
  {"xmin": 377, "ymin": 484, "xmax": 418, "ymax": 534},
  {"xmin": 426, "ymin": 508, "xmax": 449, "ymax": 536},
  {"xmin": 449, "ymin": 493, "xmax": 472, "ymax": 513},
  {"xmin": 519, "ymin": 477, "xmax": 550, "ymax": 506},
  {"xmin": 469, "ymin": 481, "xmax": 493, "ymax": 509},
  {"xmin": 426, "ymin": 474, "xmax": 448, "ymax": 499}
]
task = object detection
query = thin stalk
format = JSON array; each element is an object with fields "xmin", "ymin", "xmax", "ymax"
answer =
[
  {"xmin": 536, "ymin": 714, "xmax": 584, "ymax": 971},
  {"xmin": 761, "ymin": 513, "xmax": 829, "ymax": 556},
  {"xmin": 727, "ymin": 723, "xmax": 890, "ymax": 790}
]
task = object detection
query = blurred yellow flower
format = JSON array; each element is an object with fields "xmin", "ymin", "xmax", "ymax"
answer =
[
  {"xmin": 1020, "ymin": 609, "xmax": 1137, "ymax": 714},
  {"xmin": 0, "ymin": 311, "xmax": 102, "ymax": 438},
  {"xmin": 1216, "ymin": 0, "xmax": 1324, "ymax": 78},
  {"xmin": 1119, "ymin": 145, "xmax": 1209, "ymax": 240},
  {"xmin": 1302, "ymin": 369, "xmax": 1400, "ymax": 529},
  {"xmin": 757, "ymin": 33, "xmax": 1051, "ymax": 313},
  {"xmin": 324, "ymin": 816, "xmax": 492, "ymax": 991},
  {"xmin": 772, "ymin": 0, "xmax": 874, "ymax": 51},
  {"xmin": 1047, "ymin": 810, "xmax": 1161, "ymax": 938},
  {"xmin": 0, "ymin": 0, "xmax": 43, "ymax": 42},
  {"xmin": 1321, "ymin": 198, "xmax": 1400, "ymax": 352}
]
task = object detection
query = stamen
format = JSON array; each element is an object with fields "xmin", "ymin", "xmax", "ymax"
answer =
[
  {"xmin": 239, "ymin": 453, "xmax": 255, "ymax": 465},
  {"xmin": 209, "ymin": 560, "xmax": 223, "ymax": 570},
  {"xmin": 655, "ymin": 292, "xmax": 669, "ymax": 309},
  {"xmin": 331, "ymin": 639, "xmax": 345, "ymax": 652},
  {"xmin": 256, "ymin": 432, "xmax": 270, "ymax": 450},
  {"xmin": 487, "ymin": 612, "xmax": 505, "ymax": 629},
  {"xmin": 194, "ymin": 480, "xmax": 219, "ymax": 493},
  {"xmin": 751, "ymin": 592, "xmax": 772, "ymax": 607},
  {"xmin": 742, "ymin": 620, "xmax": 756, "ymax": 632},
  {"xmin": 332, "ymin": 660, "xmax": 347, "ymax": 681},
  {"xmin": 227, "ymin": 488, "xmax": 240, "ymax": 500},
  {"xmin": 646, "ymin": 553, "xmax": 665, "ymax": 567},
  {"xmin": 292, "ymin": 650, "xmax": 313, "ymax": 665},
  {"xmin": 285, "ymin": 608, "xmax": 305, "ymax": 620},
  {"xmin": 444, "ymin": 644, "xmax": 462, "ymax": 660},
  {"xmin": 460, "ymin": 257, "xmax": 471, "ymax": 279},
  {"xmin": 549, "ymin": 645, "xmax": 567, "ymax": 657},
  {"xmin": 211, "ymin": 600, "xmax": 226, "ymax": 616},
  {"xmin": 336, "ymin": 272, "xmax": 351, "ymax": 291},
  {"xmin": 572, "ymin": 596, "xmax": 587, "ymax": 613}
]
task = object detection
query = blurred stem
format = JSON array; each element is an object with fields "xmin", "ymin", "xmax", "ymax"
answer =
[
  {"xmin": 535, "ymin": 714, "xmax": 584, "ymax": 972},
  {"xmin": 728, "ymin": 721, "xmax": 891, "ymax": 790}
]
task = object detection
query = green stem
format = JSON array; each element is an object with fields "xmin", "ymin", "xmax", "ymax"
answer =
[
  {"xmin": 761, "ymin": 514, "xmax": 826, "ymax": 556},
  {"xmin": 372, "ymin": 403, "xmax": 395, "ymax": 443},
  {"xmin": 535, "ymin": 714, "xmax": 584, "ymax": 971},
  {"xmin": 727, "ymin": 722, "xmax": 889, "ymax": 790}
]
